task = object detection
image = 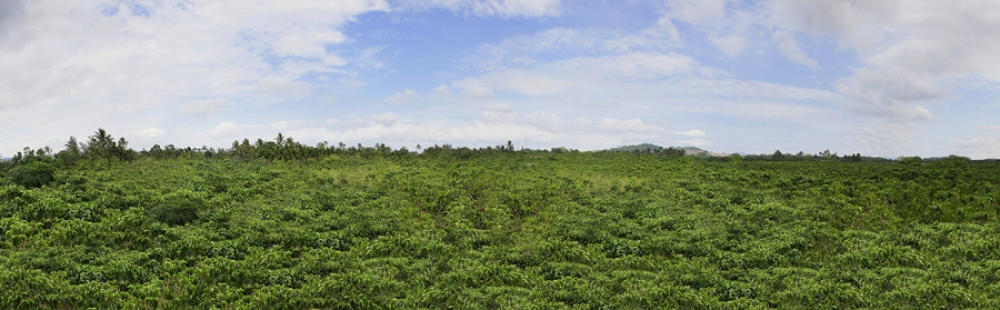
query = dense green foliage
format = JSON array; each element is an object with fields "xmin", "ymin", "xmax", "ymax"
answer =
[
  {"xmin": 148, "ymin": 191, "xmax": 202, "ymax": 226},
  {"xmin": 4, "ymin": 160, "xmax": 57, "ymax": 189},
  {"xmin": 2, "ymin": 134, "xmax": 1000, "ymax": 308}
]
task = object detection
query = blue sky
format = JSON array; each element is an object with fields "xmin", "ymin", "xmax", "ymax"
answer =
[{"xmin": 2, "ymin": 0, "xmax": 999, "ymax": 158}]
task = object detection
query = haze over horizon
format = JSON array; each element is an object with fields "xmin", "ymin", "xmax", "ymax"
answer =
[{"xmin": 2, "ymin": 1, "xmax": 999, "ymax": 159}]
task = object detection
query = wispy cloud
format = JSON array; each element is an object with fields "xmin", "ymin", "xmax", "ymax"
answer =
[
  {"xmin": 371, "ymin": 112, "xmax": 399, "ymax": 126},
  {"xmin": 384, "ymin": 89, "xmax": 419, "ymax": 104},
  {"xmin": 395, "ymin": 0, "xmax": 560, "ymax": 18},
  {"xmin": 180, "ymin": 99, "xmax": 231, "ymax": 116}
]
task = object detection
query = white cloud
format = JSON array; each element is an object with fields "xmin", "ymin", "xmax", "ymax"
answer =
[
  {"xmin": 482, "ymin": 102, "xmax": 512, "ymax": 111},
  {"xmin": 480, "ymin": 103, "xmax": 517, "ymax": 123},
  {"xmin": 765, "ymin": 0, "xmax": 1000, "ymax": 120},
  {"xmin": 135, "ymin": 127, "xmax": 166, "ymax": 138},
  {"xmin": 433, "ymin": 84, "xmax": 451, "ymax": 96},
  {"xmin": 664, "ymin": 0, "xmax": 729, "ymax": 27},
  {"xmin": 474, "ymin": 28, "xmax": 592, "ymax": 69},
  {"xmin": 384, "ymin": 89, "xmax": 419, "ymax": 103},
  {"xmin": 199, "ymin": 121, "xmax": 269, "ymax": 144},
  {"xmin": 855, "ymin": 122, "xmax": 922, "ymax": 157},
  {"xmin": 465, "ymin": 52, "xmax": 703, "ymax": 98},
  {"xmin": 0, "ymin": 0, "xmax": 389, "ymax": 154},
  {"xmin": 371, "ymin": 112, "xmax": 398, "ymax": 126},
  {"xmin": 211, "ymin": 121, "xmax": 247, "ymax": 137},
  {"xmin": 180, "ymin": 99, "xmax": 230, "ymax": 116},
  {"xmin": 952, "ymin": 136, "xmax": 1000, "ymax": 159},
  {"xmin": 270, "ymin": 120, "xmax": 318, "ymax": 131},
  {"xmin": 348, "ymin": 118, "xmax": 367, "ymax": 126},
  {"xmin": 765, "ymin": 0, "xmax": 901, "ymax": 52},
  {"xmin": 709, "ymin": 34, "xmax": 747, "ymax": 57},
  {"xmin": 586, "ymin": 52, "xmax": 699, "ymax": 79},
  {"xmin": 281, "ymin": 120, "xmax": 562, "ymax": 148},
  {"xmin": 503, "ymin": 73, "xmax": 568, "ymax": 96},
  {"xmin": 398, "ymin": 0, "xmax": 560, "ymax": 18},
  {"xmin": 8, "ymin": 0, "xmax": 998, "ymax": 160},
  {"xmin": 271, "ymin": 121, "xmax": 289, "ymax": 130},
  {"xmin": 255, "ymin": 77, "xmax": 313, "ymax": 97},
  {"xmin": 460, "ymin": 86, "xmax": 494, "ymax": 99},
  {"xmin": 657, "ymin": 0, "xmax": 1000, "ymax": 126},
  {"xmin": 523, "ymin": 112, "xmax": 566, "ymax": 131},
  {"xmin": 835, "ymin": 69, "xmax": 942, "ymax": 122},
  {"xmin": 599, "ymin": 118, "xmax": 667, "ymax": 133},
  {"xmin": 453, "ymin": 47, "xmax": 838, "ymax": 122},
  {"xmin": 678, "ymin": 138, "xmax": 710, "ymax": 147},
  {"xmin": 674, "ymin": 129, "xmax": 706, "ymax": 137},
  {"xmin": 773, "ymin": 31, "xmax": 820, "ymax": 70},
  {"xmin": 473, "ymin": 26, "xmax": 683, "ymax": 71}
]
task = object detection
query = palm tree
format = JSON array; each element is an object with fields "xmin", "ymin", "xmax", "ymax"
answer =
[
  {"xmin": 65, "ymin": 136, "xmax": 81, "ymax": 156},
  {"xmin": 88, "ymin": 128, "xmax": 113, "ymax": 160},
  {"xmin": 89, "ymin": 129, "xmax": 102, "ymax": 148},
  {"xmin": 116, "ymin": 137, "xmax": 132, "ymax": 160}
]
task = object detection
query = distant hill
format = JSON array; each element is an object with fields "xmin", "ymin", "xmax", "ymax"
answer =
[
  {"xmin": 607, "ymin": 144, "xmax": 729, "ymax": 157},
  {"xmin": 607, "ymin": 143, "xmax": 666, "ymax": 152},
  {"xmin": 681, "ymin": 146, "xmax": 707, "ymax": 156}
]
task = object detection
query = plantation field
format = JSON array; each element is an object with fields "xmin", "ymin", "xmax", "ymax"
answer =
[{"xmin": 3, "ymin": 150, "xmax": 1000, "ymax": 309}]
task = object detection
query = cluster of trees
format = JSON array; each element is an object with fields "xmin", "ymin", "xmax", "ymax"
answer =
[
  {"xmin": 751, "ymin": 150, "xmax": 876, "ymax": 162},
  {"xmin": 2, "ymin": 129, "xmax": 136, "ymax": 188},
  {"xmin": 606, "ymin": 144, "xmax": 907, "ymax": 163},
  {"xmin": 2, "ymin": 129, "xmax": 133, "ymax": 168},
  {"xmin": 608, "ymin": 145, "xmax": 688, "ymax": 157}
]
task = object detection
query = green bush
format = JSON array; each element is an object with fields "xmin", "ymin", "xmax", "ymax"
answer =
[
  {"xmin": 149, "ymin": 202, "xmax": 199, "ymax": 226},
  {"xmin": 4, "ymin": 161, "xmax": 57, "ymax": 188},
  {"xmin": 148, "ymin": 190, "xmax": 203, "ymax": 226}
]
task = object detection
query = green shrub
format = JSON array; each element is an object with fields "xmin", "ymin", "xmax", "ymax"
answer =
[
  {"xmin": 149, "ymin": 190, "xmax": 203, "ymax": 226},
  {"xmin": 149, "ymin": 202, "xmax": 199, "ymax": 226},
  {"xmin": 4, "ymin": 161, "xmax": 57, "ymax": 188}
]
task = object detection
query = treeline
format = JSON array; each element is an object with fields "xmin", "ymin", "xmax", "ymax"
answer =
[
  {"xmin": 147, "ymin": 137, "xmax": 539, "ymax": 161},
  {"xmin": 2, "ymin": 129, "xmax": 563, "ymax": 172},
  {"xmin": 609, "ymin": 146, "xmax": 991, "ymax": 165},
  {"xmin": 744, "ymin": 150, "xmax": 885, "ymax": 163},
  {"xmin": 2, "ymin": 129, "xmax": 133, "ymax": 167},
  {"xmin": 608, "ymin": 146, "xmax": 896, "ymax": 163},
  {"xmin": 1, "ymin": 129, "xmax": 990, "ymax": 173}
]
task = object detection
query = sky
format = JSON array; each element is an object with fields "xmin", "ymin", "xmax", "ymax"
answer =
[{"xmin": 1, "ymin": 0, "xmax": 999, "ymax": 159}]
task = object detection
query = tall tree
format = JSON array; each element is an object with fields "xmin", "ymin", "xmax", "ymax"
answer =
[
  {"xmin": 65, "ymin": 136, "xmax": 80, "ymax": 156},
  {"xmin": 88, "ymin": 128, "xmax": 113, "ymax": 160},
  {"xmin": 84, "ymin": 128, "xmax": 132, "ymax": 161}
]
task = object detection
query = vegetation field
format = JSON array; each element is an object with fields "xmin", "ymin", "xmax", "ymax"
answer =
[{"xmin": 2, "ymin": 135, "xmax": 1000, "ymax": 309}]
